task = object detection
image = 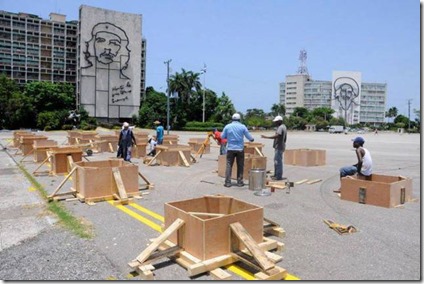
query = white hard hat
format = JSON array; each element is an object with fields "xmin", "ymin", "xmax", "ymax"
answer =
[
  {"xmin": 273, "ymin": 115, "xmax": 283, "ymax": 122},
  {"xmin": 232, "ymin": 113, "xmax": 241, "ymax": 120}
]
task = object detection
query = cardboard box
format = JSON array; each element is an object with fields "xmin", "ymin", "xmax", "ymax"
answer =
[
  {"xmin": 165, "ymin": 195, "xmax": 263, "ymax": 260},
  {"xmin": 188, "ymin": 138, "xmax": 210, "ymax": 154},
  {"xmin": 244, "ymin": 142, "xmax": 264, "ymax": 156},
  {"xmin": 13, "ymin": 131, "xmax": 33, "ymax": 147},
  {"xmin": 72, "ymin": 159, "xmax": 139, "ymax": 199},
  {"xmin": 217, "ymin": 154, "xmax": 267, "ymax": 180},
  {"xmin": 133, "ymin": 131, "xmax": 149, "ymax": 144},
  {"xmin": 49, "ymin": 147, "xmax": 83, "ymax": 175},
  {"xmin": 340, "ymin": 174, "xmax": 413, "ymax": 208},
  {"xmin": 20, "ymin": 135, "xmax": 48, "ymax": 155},
  {"xmin": 155, "ymin": 144, "xmax": 192, "ymax": 166},
  {"xmin": 132, "ymin": 143, "xmax": 147, "ymax": 158},
  {"xmin": 94, "ymin": 134, "xmax": 119, "ymax": 152},
  {"xmin": 33, "ymin": 139, "xmax": 58, "ymax": 162},
  {"xmin": 284, "ymin": 148, "xmax": 326, "ymax": 166},
  {"xmin": 163, "ymin": 134, "xmax": 179, "ymax": 145}
]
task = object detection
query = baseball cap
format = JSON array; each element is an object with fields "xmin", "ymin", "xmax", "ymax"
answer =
[
  {"xmin": 352, "ymin": 136, "xmax": 365, "ymax": 144},
  {"xmin": 273, "ymin": 115, "xmax": 283, "ymax": 122},
  {"xmin": 232, "ymin": 113, "xmax": 241, "ymax": 120}
]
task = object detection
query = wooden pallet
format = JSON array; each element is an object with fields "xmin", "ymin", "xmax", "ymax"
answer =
[{"xmin": 128, "ymin": 218, "xmax": 286, "ymax": 280}]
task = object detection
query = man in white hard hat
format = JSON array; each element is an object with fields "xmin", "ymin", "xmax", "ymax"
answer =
[
  {"xmin": 261, "ymin": 115, "xmax": 287, "ymax": 180},
  {"xmin": 117, "ymin": 122, "xmax": 136, "ymax": 162},
  {"xmin": 221, "ymin": 113, "xmax": 254, "ymax": 187}
]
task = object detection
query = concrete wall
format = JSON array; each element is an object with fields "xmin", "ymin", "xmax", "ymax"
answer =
[{"xmin": 78, "ymin": 5, "xmax": 141, "ymax": 119}]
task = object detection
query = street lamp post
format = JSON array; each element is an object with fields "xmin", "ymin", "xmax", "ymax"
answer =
[
  {"xmin": 164, "ymin": 59, "xmax": 172, "ymax": 135},
  {"xmin": 201, "ymin": 64, "xmax": 207, "ymax": 123}
]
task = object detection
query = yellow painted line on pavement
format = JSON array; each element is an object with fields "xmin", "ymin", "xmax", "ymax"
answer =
[
  {"xmin": 108, "ymin": 201, "xmax": 300, "ymax": 280},
  {"xmin": 107, "ymin": 201, "xmax": 162, "ymax": 232},
  {"xmin": 129, "ymin": 203, "xmax": 165, "ymax": 222},
  {"xmin": 28, "ymin": 186, "xmax": 36, "ymax": 192}
]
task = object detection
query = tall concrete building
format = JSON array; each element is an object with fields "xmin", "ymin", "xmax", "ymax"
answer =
[
  {"xmin": 0, "ymin": 7, "xmax": 146, "ymax": 120},
  {"xmin": 279, "ymin": 71, "xmax": 387, "ymax": 125}
]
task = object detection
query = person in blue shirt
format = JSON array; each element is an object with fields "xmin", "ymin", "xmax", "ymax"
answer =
[
  {"xmin": 221, "ymin": 113, "xmax": 254, "ymax": 187},
  {"xmin": 155, "ymin": 120, "xmax": 164, "ymax": 145}
]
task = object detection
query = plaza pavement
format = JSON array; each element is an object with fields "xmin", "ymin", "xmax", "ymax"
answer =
[{"xmin": 0, "ymin": 128, "xmax": 420, "ymax": 280}]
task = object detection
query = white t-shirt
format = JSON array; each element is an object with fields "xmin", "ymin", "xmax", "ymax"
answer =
[{"xmin": 361, "ymin": 147, "xmax": 373, "ymax": 176}]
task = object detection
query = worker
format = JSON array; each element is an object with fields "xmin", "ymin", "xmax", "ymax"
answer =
[
  {"xmin": 212, "ymin": 128, "xmax": 227, "ymax": 155},
  {"xmin": 334, "ymin": 136, "xmax": 373, "ymax": 192},
  {"xmin": 154, "ymin": 120, "xmax": 164, "ymax": 145},
  {"xmin": 147, "ymin": 136, "xmax": 157, "ymax": 156},
  {"xmin": 261, "ymin": 115, "xmax": 287, "ymax": 180},
  {"xmin": 117, "ymin": 122, "xmax": 136, "ymax": 162},
  {"xmin": 221, "ymin": 113, "xmax": 254, "ymax": 187}
]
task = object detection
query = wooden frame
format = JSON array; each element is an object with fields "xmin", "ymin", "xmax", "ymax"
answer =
[
  {"xmin": 244, "ymin": 142, "xmax": 265, "ymax": 157},
  {"xmin": 217, "ymin": 154, "xmax": 267, "ymax": 180},
  {"xmin": 284, "ymin": 149, "xmax": 326, "ymax": 167},
  {"xmin": 148, "ymin": 144, "xmax": 194, "ymax": 167},
  {"xmin": 340, "ymin": 174, "xmax": 413, "ymax": 208}
]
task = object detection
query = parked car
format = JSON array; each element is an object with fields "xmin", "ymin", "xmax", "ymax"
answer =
[{"xmin": 329, "ymin": 125, "xmax": 344, "ymax": 134}]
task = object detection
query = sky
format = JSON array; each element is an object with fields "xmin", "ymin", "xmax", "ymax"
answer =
[{"xmin": 0, "ymin": 0, "xmax": 421, "ymax": 118}]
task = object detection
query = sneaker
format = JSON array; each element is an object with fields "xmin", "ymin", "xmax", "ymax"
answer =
[
  {"xmin": 271, "ymin": 176, "xmax": 284, "ymax": 181},
  {"xmin": 224, "ymin": 183, "xmax": 232, "ymax": 188},
  {"xmin": 333, "ymin": 189, "xmax": 341, "ymax": 193},
  {"xmin": 237, "ymin": 182, "xmax": 245, "ymax": 187}
]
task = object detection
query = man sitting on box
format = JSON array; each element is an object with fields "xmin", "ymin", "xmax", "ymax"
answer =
[{"xmin": 334, "ymin": 136, "xmax": 373, "ymax": 193}]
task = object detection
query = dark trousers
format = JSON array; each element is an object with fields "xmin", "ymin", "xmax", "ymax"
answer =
[{"xmin": 225, "ymin": 150, "xmax": 244, "ymax": 184}]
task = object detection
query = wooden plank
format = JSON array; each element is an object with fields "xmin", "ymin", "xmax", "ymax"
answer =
[
  {"xmin": 187, "ymin": 254, "xmax": 236, "ymax": 276},
  {"xmin": 306, "ymin": 179, "xmax": 322, "ymax": 184},
  {"xmin": 147, "ymin": 150, "xmax": 161, "ymax": 166},
  {"xmin": 230, "ymin": 222, "xmax": 274, "ymax": 271},
  {"xmin": 135, "ymin": 218, "xmax": 185, "ymax": 264},
  {"xmin": 255, "ymin": 266, "xmax": 287, "ymax": 280},
  {"xmin": 112, "ymin": 167, "xmax": 128, "ymax": 202},
  {"xmin": 295, "ymin": 179, "xmax": 309, "ymax": 185},
  {"xmin": 47, "ymin": 166, "xmax": 77, "ymax": 200},
  {"xmin": 188, "ymin": 212, "xmax": 225, "ymax": 218},
  {"xmin": 108, "ymin": 142, "xmax": 114, "ymax": 152},
  {"xmin": 255, "ymin": 147, "xmax": 264, "ymax": 157},
  {"xmin": 178, "ymin": 151, "xmax": 190, "ymax": 167},
  {"xmin": 67, "ymin": 155, "xmax": 74, "ymax": 169}
]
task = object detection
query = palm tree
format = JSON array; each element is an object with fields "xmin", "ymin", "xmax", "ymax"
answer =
[
  {"xmin": 270, "ymin": 103, "xmax": 286, "ymax": 117},
  {"xmin": 169, "ymin": 69, "xmax": 202, "ymax": 103}
]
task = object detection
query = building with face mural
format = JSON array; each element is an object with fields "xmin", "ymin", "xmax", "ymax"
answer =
[
  {"xmin": 279, "ymin": 71, "xmax": 386, "ymax": 125},
  {"xmin": 0, "ymin": 6, "xmax": 146, "ymax": 121}
]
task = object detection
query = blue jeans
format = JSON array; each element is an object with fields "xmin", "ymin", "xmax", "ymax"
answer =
[
  {"xmin": 225, "ymin": 150, "xmax": 244, "ymax": 184},
  {"xmin": 220, "ymin": 143, "xmax": 227, "ymax": 155},
  {"xmin": 340, "ymin": 165, "xmax": 357, "ymax": 178},
  {"xmin": 274, "ymin": 149, "xmax": 283, "ymax": 180}
]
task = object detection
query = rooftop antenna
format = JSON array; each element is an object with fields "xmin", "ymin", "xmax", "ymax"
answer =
[{"xmin": 297, "ymin": 49, "xmax": 309, "ymax": 75}]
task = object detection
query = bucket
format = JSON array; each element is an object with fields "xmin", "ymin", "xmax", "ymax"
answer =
[{"xmin": 249, "ymin": 168, "xmax": 266, "ymax": 191}]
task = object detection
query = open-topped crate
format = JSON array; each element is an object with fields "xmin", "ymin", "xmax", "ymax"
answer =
[
  {"xmin": 165, "ymin": 195, "xmax": 264, "ymax": 261},
  {"xmin": 244, "ymin": 142, "xmax": 265, "ymax": 156},
  {"xmin": 33, "ymin": 139, "xmax": 58, "ymax": 162},
  {"xmin": 340, "ymin": 174, "xmax": 413, "ymax": 208},
  {"xmin": 20, "ymin": 135, "xmax": 48, "ymax": 155},
  {"xmin": 218, "ymin": 154, "xmax": 267, "ymax": 180},
  {"xmin": 188, "ymin": 138, "xmax": 210, "ymax": 154},
  {"xmin": 284, "ymin": 148, "xmax": 326, "ymax": 166},
  {"xmin": 153, "ymin": 144, "xmax": 193, "ymax": 166}
]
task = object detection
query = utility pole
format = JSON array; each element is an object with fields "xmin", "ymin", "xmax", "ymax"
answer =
[
  {"xmin": 407, "ymin": 99, "xmax": 412, "ymax": 131},
  {"xmin": 164, "ymin": 59, "xmax": 172, "ymax": 135},
  {"xmin": 201, "ymin": 63, "xmax": 207, "ymax": 123}
]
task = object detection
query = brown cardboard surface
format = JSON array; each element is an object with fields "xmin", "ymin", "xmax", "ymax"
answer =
[
  {"xmin": 244, "ymin": 142, "xmax": 265, "ymax": 156},
  {"xmin": 155, "ymin": 144, "xmax": 192, "ymax": 166},
  {"xmin": 164, "ymin": 196, "xmax": 263, "ymax": 260},
  {"xmin": 49, "ymin": 147, "xmax": 83, "ymax": 175},
  {"xmin": 284, "ymin": 148, "xmax": 326, "ymax": 166},
  {"xmin": 340, "ymin": 174, "xmax": 413, "ymax": 208},
  {"xmin": 217, "ymin": 154, "xmax": 267, "ymax": 180},
  {"xmin": 19, "ymin": 135, "xmax": 48, "ymax": 155},
  {"xmin": 33, "ymin": 140, "xmax": 58, "ymax": 162}
]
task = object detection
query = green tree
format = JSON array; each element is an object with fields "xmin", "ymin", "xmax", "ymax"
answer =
[
  {"xmin": 169, "ymin": 69, "xmax": 202, "ymax": 103},
  {"xmin": 311, "ymin": 107, "xmax": 334, "ymax": 121},
  {"xmin": 270, "ymin": 103, "xmax": 286, "ymax": 117},
  {"xmin": 385, "ymin": 107, "xmax": 398, "ymax": 123},
  {"xmin": 8, "ymin": 92, "xmax": 37, "ymax": 129},
  {"xmin": 137, "ymin": 87, "xmax": 167, "ymax": 128},
  {"xmin": 210, "ymin": 92, "xmax": 235, "ymax": 125},
  {"xmin": 0, "ymin": 74, "xmax": 20, "ymax": 129},
  {"xmin": 292, "ymin": 107, "xmax": 309, "ymax": 118}
]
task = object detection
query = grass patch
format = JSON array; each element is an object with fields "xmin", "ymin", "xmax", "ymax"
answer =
[{"xmin": 18, "ymin": 164, "xmax": 93, "ymax": 239}]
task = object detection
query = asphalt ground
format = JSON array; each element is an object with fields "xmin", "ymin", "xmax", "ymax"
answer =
[{"xmin": 0, "ymin": 129, "xmax": 421, "ymax": 281}]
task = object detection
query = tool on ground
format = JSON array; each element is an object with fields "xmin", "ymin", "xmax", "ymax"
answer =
[{"xmin": 323, "ymin": 219, "xmax": 357, "ymax": 235}]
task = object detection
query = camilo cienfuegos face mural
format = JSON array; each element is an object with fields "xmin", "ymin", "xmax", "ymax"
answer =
[{"xmin": 78, "ymin": 6, "xmax": 141, "ymax": 119}]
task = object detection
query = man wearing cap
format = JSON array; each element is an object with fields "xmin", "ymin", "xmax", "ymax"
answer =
[
  {"xmin": 261, "ymin": 115, "xmax": 287, "ymax": 180},
  {"xmin": 336, "ymin": 136, "xmax": 373, "ymax": 192},
  {"xmin": 117, "ymin": 122, "xmax": 136, "ymax": 162},
  {"xmin": 155, "ymin": 120, "xmax": 164, "ymax": 145},
  {"xmin": 221, "ymin": 113, "xmax": 255, "ymax": 187}
]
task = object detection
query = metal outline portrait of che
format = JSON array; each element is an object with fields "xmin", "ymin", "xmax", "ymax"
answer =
[
  {"xmin": 82, "ymin": 22, "xmax": 133, "ymax": 117},
  {"xmin": 333, "ymin": 76, "xmax": 360, "ymax": 124}
]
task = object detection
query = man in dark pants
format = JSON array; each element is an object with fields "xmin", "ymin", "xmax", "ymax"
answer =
[
  {"xmin": 261, "ymin": 115, "xmax": 287, "ymax": 180},
  {"xmin": 221, "ymin": 113, "xmax": 254, "ymax": 187},
  {"xmin": 117, "ymin": 122, "xmax": 136, "ymax": 162}
]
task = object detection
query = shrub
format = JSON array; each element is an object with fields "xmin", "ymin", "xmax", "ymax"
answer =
[{"xmin": 182, "ymin": 121, "xmax": 224, "ymax": 131}]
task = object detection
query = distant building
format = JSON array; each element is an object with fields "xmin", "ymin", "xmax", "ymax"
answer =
[
  {"xmin": 279, "ymin": 71, "xmax": 387, "ymax": 125},
  {"xmin": 0, "ymin": 8, "xmax": 146, "ymax": 120}
]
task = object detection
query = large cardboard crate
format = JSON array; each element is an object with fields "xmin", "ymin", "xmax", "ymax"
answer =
[
  {"xmin": 217, "ymin": 154, "xmax": 267, "ymax": 180},
  {"xmin": 67, "ymin": 130, "xmax": 80, "ymax": 145},
  {"xmin": 284, "ymin": 148, "xmax": 326, "ymax": 166},
  {"xmin": 13, "ymin": 131, "xmax": 33, "ymax": 147},
  {"xmin": 20, "ymin": 135, "xmax": 48, "ymax": 155},
  {"xmin": 244, "ymin": 142, "xmax": 264, "ymax": 156},
  {"xmin": 132, "ymin": 143, "xmax": 147, "ymax": 158},
  {"xmin": 133, "ymin": 131, "xmax": 149, "ymax": 144},
  {"xmin": 49, "ymin": 147, "xmax": 83, "ymax": 175},
  {"xmin": 94, "ymin": 134, "xmax": 119, "ymax": 152},
  {"xmin": 72, "ymin": 159, "xmax": 139, "ymax": 200},
  {"xmin": 340, "ymin": 174, "xmax": 413, "ymax": 208},
  {"xmin": 77, "ymin": 131, "xmax": 98, "ymax": 144},
  {"xmin": 165, "ymin": 195, "xmax": 263, "ymax": 260},
  {"xmin": 155, "ymin": 144, "xmax": 192, "ymax": 166},
  {"xmin": 33, "ymin": 139, "xmax": 58, "ymax": 162},
  {"xmin": 188, "ymin": 138, "xmax": 210, "ymax": 154},
  {"xmin": 163, "ymin": 134, "xmax": 179, "ymax": 145}
]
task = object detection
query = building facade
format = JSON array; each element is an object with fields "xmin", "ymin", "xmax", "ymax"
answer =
[
  {"xmin": 0, "ymin": 8, "xmax": 146, "ymax": 120},
  {"xmin": 279, "ymin": 71, "xmax": 387, "ymax": 124}
]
